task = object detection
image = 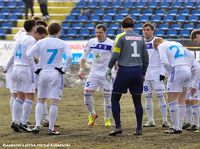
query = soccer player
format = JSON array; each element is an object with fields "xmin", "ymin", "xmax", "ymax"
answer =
[
  {"xmin": 29, "ymin": 22, "xmax": 72, "ymax": 135},
  {"xmin": 78, "ymin": 24, "xmax": 114, "ymax": 127},
  {"xmin": 190, "ymin": 29, "xmax": 200, "ymax": 45},
  {"xmin": 153, "ymin": 38, "xmax": 192, "ymax": 134},
  {"xmin": 142, "ymin": 23, "xmax": 171, "ymax": 128},
  {"xmin": 105, "ymin": 16, "xmax": 149, "ymax": 136}
]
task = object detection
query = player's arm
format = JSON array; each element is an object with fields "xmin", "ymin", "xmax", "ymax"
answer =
[
  {"xmin": 62, "ymin": 44, "xmax": 72, "ymax": 73},
  {"xmin": 141, "ymin": 39, "xmax": 149, "ymax": 76},
  {"xmin": 78, "ymin": 41, "xmax": 91, "ymax": 79}
]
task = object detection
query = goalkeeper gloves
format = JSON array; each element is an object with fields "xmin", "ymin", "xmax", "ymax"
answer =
[{"xmin": 55, "ymin": 67, "xmax": 65, "ymax": 74}]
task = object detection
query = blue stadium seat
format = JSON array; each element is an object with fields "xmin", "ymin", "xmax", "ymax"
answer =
[
  {"xmin": 1, "ymin": 9, "xmax": 10, "ymax": 15},
  {"xmin": 171, "ymin": 23, "xmax": 181, "ymax": 30},
  {"xmin": 139, "ymin": 16, "xmax": 149, "ymax": 22},
  {"xmin": 94, "ymin": 10, "xmax": 105, "ymax": 16},
  {"xmin": 114, "ymin": 15, "xmax": 124, "ymax": 22},
  {"xmin": 143, "ymin": 10, "xmax": 152, "ymax": 16},
  {"xmin": 118, "ymin": 9, "xmax": 129, "ymax": 16},
  {"xmin": 102, "ymin": 15, "xmax": 113, "ymax": 22},
  {"xmin": 116, "ymin": 30, "xmax": 122, "ymax": 35},
  {"xmin": 112, "ymin": 1, "xmax": 121, "ymax": 9},
  {"xmin": 7, "ymin": 15, "xmax": 18, "ymax": 21},
  {"xmin": 0, "ymin": 15, "xmax": 5, "ymax": 21},
  {"xmin": 109, "ymin": 23, "xmax": 119, "ymax": 30},
  {"xmin": 167, "ymin": 30, "xmax": 178, "ymax": 38},
  {"xmin": 163, "ymin": 15, "xmax": 174, "ymax": 22},
  {"xmin": 175, "ymin": 15, "xmax": 186, "ymax": 22},
  {"xmin": 76, "ymin": 1, "xmax": 86, "ymax": 9},
  {"xmin": 87, "ymin": 2, "xmax": 97, "ymax": 9},
  {"xmin": 183, "ymin": 24, "xmax": 193, "ymax": 31},
  {"xmin": 77, "ymin": 15, "xmax": 88, "ymax": 22},
  {"xmin": 158, "ymin": 23, "xmax": 169, "ymax": 30},
  {"xmin": 107, "ymin": 30, "xmax": 115, "ymax": 37},
  {"xmin": 123, "ymin": 1, "xmax": 133, "ymax": 8},
  {"xmin": 62, "ymin": 22, "xmax": 71, "ymax": 30},
  {"xmin": 106, "ymin": 9, "xmax": 117, "ymax": 16},
  {"xmin": 130, "ymin": 10, "xmax": 141, "ymax": 16},
  {"xmin": 71, "ymin": 9, "xmax": 81, "ymax": 16},
  {"xmin": 84, "ymin": 23, "xmax": 95, "ymax": 30},
  {"xmin": 135, "ymin": 2, "xmax": 146, "ymax": 8},
  {"xmin": 149, "ymin": 1, "xmax": 157, "ymax": 8},
  {"xmin": 168, "ymin": 10, "xmax": 178, "ymax": 16},
  {"xmin": 1, "ymin": 22, "xmax": 12, "ymax": 29},
  {"xmin": 155, "ymin": 30, "xmax": 165, "ymax": 37},
  {"xmin": 180, "ymin": 9, "xmax": 190, "ymax": 16},
  {"xmin": 12, "ymin": 8, "xmax": 23, "ymax": 15},
  {"xmin": 183, "ymin": 1, "xmax": 194, "ymax": 9},
  {"xmin": 180, "ymin": 30, "xmax": 190, "ymax": 38},
  {"xmin": 66, "ymin": 29, "xmax": 78, "ymax": 37},
  {"xmin": 188, "ymin": 15, "xmax": 198, "ymax": 22},
  {"xmin": 134, "ymin": 23, "xmax": 142, "ymax": 30},
  {"xmin": 72, "ymin": 23, "xmax": 82, "ymax": 29},
  {"xmin": 0, "ymin": 29, "xmax": 6, "ymax": 36},
  {"xmin": 0, "ymin": 2, "xmax": 5, "ymax": 8},
  {"xmin": 90, "ymin": 15, "xmax": 101, "ymax": 22},
  {"xmin": 79, "ymin": 30, "xmax": 90, "ymax": 37},
  {"xmin": 192, "ymin": 10, "xmax": 200, "ymax": 16},
  {"xmin": 6, "ymin": 2, "xmax": 17, "ymax": 8},
  {"xmin": 172, "ymin": 1, "xmax": 182, "ymax": 8},
  {"xmin": 65, "ymin": 15, "xmax": 76, "ymax": 22},
  {"xmin": 99, "ymin": 2, "xmax": 110, "ymax": 8},
  {"xmin": 151, "ymin": 15, "xmax": 162, "ymax": 23},
  {"xmin": 155, "ymin": 9, "xmax": 165, "ymax": 16},
  {"xmin": 160, "ymin": 2, "xmax": 170, "ymax": 8}
]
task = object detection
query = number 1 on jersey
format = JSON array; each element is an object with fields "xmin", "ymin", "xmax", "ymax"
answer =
[
  {"xmin": 47, "ymin": 49, "xmax": 58, "ymax": 64},
  {"xmin": 131, "ymin": 41, "xmax": 140, "ymax": 57}
]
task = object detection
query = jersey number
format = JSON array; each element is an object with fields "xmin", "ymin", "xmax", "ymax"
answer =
[
  {"xmin": 169, "ymin": 45, "xmax": 185, "ymax": 59},
  {"xmin": 15, "ymin": 44, "xmax": 22, "ymax": 59},
  {"xmin": 47, "ymin": 49, "xmax": 58, "ymax": 64},
  {"xmin": 131, "ymin": 41, "xmax": 140, "ymax": 57}
]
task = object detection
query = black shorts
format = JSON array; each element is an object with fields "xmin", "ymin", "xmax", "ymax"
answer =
[{"xmin": 113, "ymin": 66, "xmax": 143, "ymax": 95}]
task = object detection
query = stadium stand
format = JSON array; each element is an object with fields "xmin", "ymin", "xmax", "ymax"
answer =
[{"xmin": 0, "ymin": 0, "xmax": 199, "ymax": 40}]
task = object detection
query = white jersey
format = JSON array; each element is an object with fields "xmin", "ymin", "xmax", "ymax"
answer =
[
  {"xmin": 145, "ymin": 37, "xmax": 166, "ymax": 80},
  {"xmin": 27, "ymin": 36, "xmax": 72, "ymax": 71},
  {"xmin": 190, "ymin": 59, "xmax": 200, "ymax": 89},
  {"xmin": 81, "ymin": 37, "xmax": 114, "ymax": 77},
  {"xmin": 158, "ymin": 41, "xmax": 191, "ymax": 68}
]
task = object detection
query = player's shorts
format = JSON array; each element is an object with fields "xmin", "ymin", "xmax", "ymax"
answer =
[
  {"xmin": 37, "ymin": 69, "xmax": 64, "ymax": 100},
  {"xmin": 84, "ymin": 74, "xmax": 112, "ymax": 93},
  {"xmin": 167, "ymin": 65, "xmax": 191, "ymax": 92},
  {"xmin": 112, "ymin": 66, "xmax": 143, "ymax": 95},
  {"xmin": 12, "ymin": 65, "xmax": 35, "ymax": 93},
  {"xmin": 143, "ymin": 80, "xmax": 165, "ymax": 94}
]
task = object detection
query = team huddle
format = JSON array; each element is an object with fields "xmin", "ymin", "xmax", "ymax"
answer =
[{"xmin": 1, "ymin": 16, "xmax": 200, "ymax": 136}]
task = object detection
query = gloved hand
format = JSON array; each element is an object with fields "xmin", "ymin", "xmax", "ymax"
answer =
[
  {"xmin": 55, "ymin": 67, "xmax": 65, "ymax": 74},
  {"xmin": 105, "ymin": 67, "xmax": 112, "ymax": 81},
  {"xmin": 34, "ymin": 68, "xmax": 42, "ymax": 75},
  {"xmin": 78, "ymin": 68, "xmax": 84, "ymax": 79},
  {"xmin": 159, "ymin": 75, "xmax": 165, "ymax": 81}
]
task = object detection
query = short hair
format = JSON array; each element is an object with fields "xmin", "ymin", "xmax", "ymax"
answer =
[
  {"xmin": 142, "ymin": 22, "xmax": 155, "ymax": 31},
  {"xmin": 190, "ymin": 29, "xmax": 200, "ymax": 41},
  {"xmin": 121, "ymin": 16, "xmax": 134, "ymax": 28},
  {"xmin": 36, "ymin": 25, "xmax": 48, "ymax": 35},
  {"xmin": 48, "ymin": 22, "xmax": 61, "ymax": 35},
  {"xmin": 32, "ymin": 16, "xmax": 42, "ymax": 21},
  {"xmin": 23, "ymin": 19, "xmax": 36, "ymax": 32},
  {"xmin": 36, "ymin": 20, "xmax": 47, "ymax": 27},
  {"xmin": 153, "ymin": 37, "xmax": 164, "ymax": 49},
  {"xmin": 96, "ymin": 24, "xmax": 107, "ymax": 32}
]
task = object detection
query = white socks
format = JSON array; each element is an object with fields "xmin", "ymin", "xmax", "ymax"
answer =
[
  {"xmin": 13, "ymin": 98, "xmax": 23, "ymax": 124},
  {"xmin": 186, "ymin": 104, "xmax": 192, "ymax": 124},
  {"xmin": 21, "ymin": 99, "xmax": 33, "ymax": 125},
  {"xmin": 157, "ymin": 94, "xmax": 168, "ymax": 122},
  {"xmin": 84, "ymin": 93, "xmax": 95, "ymax": 115},
  {"xmin": 35, "ymin": 102, "xmax": 44, "ymax": 127},
  {"xmin": 10, "ymin": 94, "xmax": 15, "ymax": 121},
  {"xmin": 192, "ymin": 104, "xmax": 199, "ymax": 127},
  {"xmin": 169, "ymin": 100, "xmax": 179, "ymax": 130},
  {"xmin": 43, "ymin": 102, "xmax": 49, "ymax": 122},
  {"xmin": 178, "ymin": 104, "xmax": 186, "ymax": 131},
  {"xmin": 145, "ymin": 94, "xmax": 154, "ymax": 123},
  {"xmin": 49, "ymin": 104, "xmax": 58, "ymax": 131},
  {"xmin": 103, "ymin": 93, "xmax": 111, "ymax": 118}
]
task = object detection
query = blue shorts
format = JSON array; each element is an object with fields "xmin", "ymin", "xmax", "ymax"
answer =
[{"xmin": 112, "ymin": 66, "xmax": 143, "ymax": 95}]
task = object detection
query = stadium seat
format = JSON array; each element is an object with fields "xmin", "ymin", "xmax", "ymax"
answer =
[
  {"xmin": 102, "ymin": 15, "xmax": 113, "ymax": 22},
  {"xmin": 151, "ymin": 15, "xmax": 162, "ymax": 23},
  {"xmin": 106, "ymin": 9, "xmax": 117, "ymax": 16},
  {"xmin": 134, "ymin": 23, "xmax": 142, "ymax": 30},
  {"xmin": 1, "ymin": 9, "xmax": 10, "ymax": 15},
  {"xmin": 183, "ymin": 24, "xmax": 193, "ymax": 31},
  {"xmin": 155, "ymin": 9, "xmax": 165, "ymax": 16},
  {"xmin": 87, "ymin": 2, "xmax": 97, "ymax": 9},
  {"xmin": 79, "ymin": 30, "xmax": 90, "ymax": 37},
  {"xmin": 183, "ymin": 1, "xmax": 194, "ymax": 9},
  {"xmin": 149, "ymin": 1, "xmax": 157, "ymax": 9},
  {"xmin": 188, "ymin": 15, "xmax": 198, "ymax": 22},
  {"xmin": 84, "ymin": 23, "xmax": 95, "ymax": 30},
  {"xmin": 118, "ymin": 9, "xmax": 129, "ymax": 16},
  {"xmin": 166, "ymin": 30, "xmax": 178, "ymax": 38},
  {"xmin": 143, "ymin": 10, "xmax": 152, "ymax": 16},
  {"xmin": 172, "ymin": 1, "xmax": 182, "ymax": 8},
  {"xmin": 12, "ymin": 8, "xmax": 24, "ymax": 16},
  {"xmin": 180, "ymin": 9, "xmax": 190, "ymax": 16},
  {"xmin": 72, "ymin": 23, "xmax": 82, "ymax": 29},
  {"xmin": 163, "ymin": 15, "xmax": 174, "ymax": 22},
  {"xmin": 114, "ymin": 15, "xmax": 124, "ymax": 22},
  {"xmin": 99, "ymin": 2, "xmax": 110, "ymax": 8},
  {"xmin": 0, "ymin": 15, "xmax": 5, "ymax": 21},
  {"xmin": 112, "ymin": 1, "xmax": 121, "ymax": 9},
  {"xmin": 107, "ymin": 30, "xmax": 115, "ymax": 37},
  {"xmin": 7, "ymin": 15, "xmax": 18, "ymax": 21},
  {"xmin": 168, "ymin": 10, "xmax": 178, "ymax": 16},
  {"xmin": 90, "ymin": 15, "xmax": 101, "ymax": 22},
  {"xmin": 94, "ymin": 10, "xmax": 105, "ymax": 16},
  {"xmin": 66, "ymin": 29, "xmax": 78, "ymax": 37},
  {"xmin": 65, "ymin": 15, "xmax": 76, "ymax": 22},
  {"xmin": 175, "ymin": 15, "xmax": 186, "ymax": 22},
  {"xmin": 71, "ymin": 9, "xmax": 81, "ymax": 16},
  {"xmin": 171, "ymin": 23, "xmax": 181, "ymax": 30},
  {"xmin": 192, "ymin": 10, "xmax": 200, "ymax": 16},
  {"xmin": 139, "ymin": 15, "xmax": 149, "ymax": 22},
  {"xmin": 62, "ymin": 22, "xmax": 71, "ymax": 30},
  {"xmin": 0, "ymin": 29, "xmax": 6, "ymax": 36},
  {"xmin": 109, "ymin": 23, "xmax": 119, "ymax": 30},
  {"xmin": 1, "ymin": 22, "xmax": 12, "ymax": 29},
  {"xmin": 0, "ymin": 2, "xmax": 5, "ymax": 9},
  {"xmin": 160, "ymin": 2, "xmax": 170, "ymax": 8},
  {"xmin": 76, "ymin": 1, "xmax": 86, "ymax": 9},
  {"xmin": 180, "ymin": 30, "xmax": 190, "ymax": 38},
  {"xmin": 77, "ymin": 15, "xmax": 88, "ymax": 22},
  {"xmin": 130, "ymin": 10, "xmax": 141, "ymax": 16},
  {"xmin": 6, "ymin": 2, "xmax": 17, "ymax": 8},
  {"xmin": 155, "ymin": 30, "xmax": 165, "ymax": 37},
  {"xmin": 158, "ymin": 23, "xmax": 169, "ymax": 30},
  {"xmin": 116, "ymin": 30, "xmax": 122, "ymax": 35},
  {"xmin": 123, "ymin": 1, "xmax": 133, "ymax": 8},
  {"xmin": 135, "ymin": 2, "xmax": 146, "ymax": 8}
]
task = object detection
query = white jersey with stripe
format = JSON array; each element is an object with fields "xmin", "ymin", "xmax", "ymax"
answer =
[
  {"xmin": 145, "ymin": 37, "xmax": 166, "ymax": 80},
  {"xmin": 158, "ymin": 41, "xmax": 191, "ymax": 68},
  {"xmin": 27, "ymin": 36, "xmax": 72, "ymax": 71},
  {"xmin": 81, "ymin": 37, "xmax": 114, "ymax": 77},
  {"xmin": 13, "ymin": 34, "xmax": 36, "ymax": 66}
]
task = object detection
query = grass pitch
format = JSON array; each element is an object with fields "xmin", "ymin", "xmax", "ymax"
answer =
[{"xmin": 0, "ymin": 87, "xmax": 200, "ymax": 149}]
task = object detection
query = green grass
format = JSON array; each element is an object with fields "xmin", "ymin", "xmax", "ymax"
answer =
[{"xmin": 0, "ymin": 88, "xmax": 200, "ymax": 149}]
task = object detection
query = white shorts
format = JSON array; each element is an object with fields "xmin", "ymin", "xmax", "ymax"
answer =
[
  {"xmin": 143, "ymin": 80, "xmax": 165, "ymax": 94},
  {"xmin": 12, "ymin": 65, "xmax": 35, "ymax": 93},
  {"xmin": 167, "ymin": 66, "xmax": 191, "ymax": 92},
  {"xmin": 84, "ymin": 74, "xmax": 112, "ymax": 93},
  {"xmin": 37, "ymin": 70, "xmax": 64, "ymax": 100}
]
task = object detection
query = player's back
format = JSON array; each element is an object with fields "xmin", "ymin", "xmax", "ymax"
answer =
[
  {"xmin": 14, "ymin": 34, "xmax": 36, "ymax": 66},
  {"xmin": 115, "ymin": 30, "xmax": 147, "ymax": 67},
  {"xmin": 37, "ymin": 37, "xmax": 67, "ymax": 70}
]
